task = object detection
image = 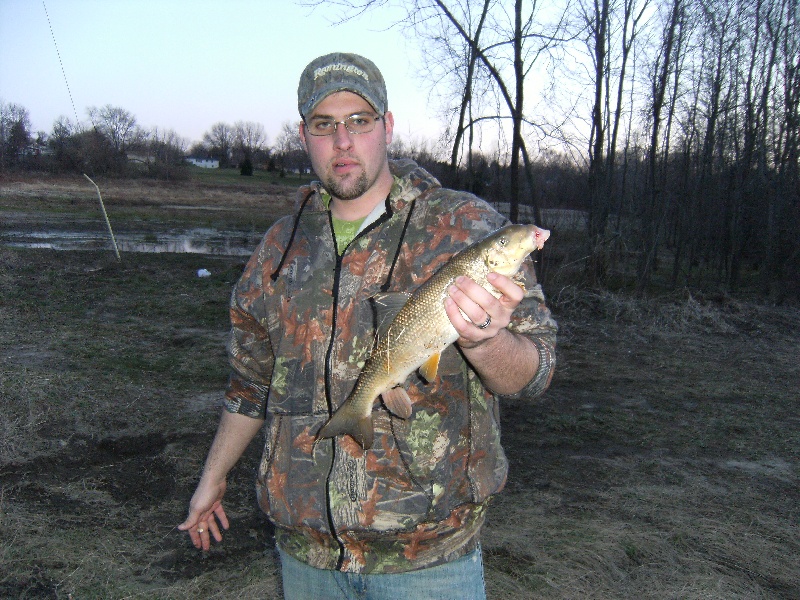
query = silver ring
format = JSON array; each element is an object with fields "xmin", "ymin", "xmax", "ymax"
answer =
[
  {"xmin": 477, "ymin": 315, "xmax": 491, "ymax": 329},
  {"xmin": 197, "ymin": 528, "xmax": 204, "ymax": 533}
]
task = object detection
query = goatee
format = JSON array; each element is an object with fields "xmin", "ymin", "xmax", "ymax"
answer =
[{"xmin": 324, "ymin": 171, "xmax": 369, "ymax": 202}]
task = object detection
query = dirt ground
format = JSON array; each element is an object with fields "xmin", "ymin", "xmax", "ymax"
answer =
[{"xmin": 1, "ymin": 173, "xmax": 798, "ymax": 599}]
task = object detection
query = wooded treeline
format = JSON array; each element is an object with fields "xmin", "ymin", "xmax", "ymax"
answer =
[
  {"xmin": 0, "ymin": 98, "xmax": 315, "ymax": 180},
  {"xmin": 2, "ymin": 0, "xmax": 797, "ymax": 296},
  {"xmin": 327, "ymin": 0, "xmax": 799, "ymax": 297}
]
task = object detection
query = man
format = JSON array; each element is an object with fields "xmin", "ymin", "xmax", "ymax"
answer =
[{"xmin": 179, "ymin": 52, "xmax": 557, "ymax": 599}]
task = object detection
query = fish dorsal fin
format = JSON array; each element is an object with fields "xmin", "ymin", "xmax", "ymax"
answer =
[
  {"xmin": 371, "ymin": 292, "xmax": 411, "ymax": 337},
  {"xmin": 381, "ymin": 386, "xmax": 412, "ymax": 419},
  {"xmin": 419, "ymin": 352, "xmax": 441, "ymax": 383}
]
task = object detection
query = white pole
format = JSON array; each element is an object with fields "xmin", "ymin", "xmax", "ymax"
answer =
[{"xmin": 83, "ymin": 174, "xmax": 121, "ymax": 262}]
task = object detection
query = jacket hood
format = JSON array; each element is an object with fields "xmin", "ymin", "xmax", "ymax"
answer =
[{"xmin": 273, "ymin": 159, "xmax": 441, "ymax": 283}]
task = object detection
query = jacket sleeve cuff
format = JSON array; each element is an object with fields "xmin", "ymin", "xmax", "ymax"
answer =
[
  {"xmin": 498, "ymin": 337, "xmax": 556, "ymax": 401},
  {"xmin": 224, "ymin": 375, "xmax": 269, "ymax": 419}
]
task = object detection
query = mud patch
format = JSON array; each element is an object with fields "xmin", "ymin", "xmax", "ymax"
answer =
[
  {"xmin": 2, "ymin": 433, "xmax": 182, "ymax": 509},
  {"xmin": 0, "ymin": 566, "xmax": 59, "ymax": 600}
]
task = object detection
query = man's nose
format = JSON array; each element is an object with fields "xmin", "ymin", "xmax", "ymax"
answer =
[{"xmin": 332, "ymin": 122, "xmax": 354, "ymax": 149}]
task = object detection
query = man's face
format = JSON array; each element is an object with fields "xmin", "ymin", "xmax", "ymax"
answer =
[{"xmin": 300, "ymin": 91, "xmax": 394, "ymax": 203}]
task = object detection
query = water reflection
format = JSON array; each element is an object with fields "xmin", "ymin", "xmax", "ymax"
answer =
[{"xmin": 1, "ymin": 228, "xmax": 262, "ymax": 256}]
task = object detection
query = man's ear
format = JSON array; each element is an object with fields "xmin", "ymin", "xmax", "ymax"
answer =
[
  {"xmin": 299, "ymin": 121, "xmax": 308, "ymax": 152},
  {"xmin": 383, "ymin": 111, "xmax": 394, "ymax": 145}
]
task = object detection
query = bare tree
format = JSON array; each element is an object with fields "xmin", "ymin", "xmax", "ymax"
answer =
[
  {"xmin": 426, "ymin": 0, "xmax": 571, "ymax": 223},
  {"xmin": 0, "ymin": 101, "xmax": 33, "ymax": 167},
  {"xmin": 147, "ymin": 127, "xmax": 188, "ymax": 165},
  {"xmin": 302, "ymin": 0, "xmax": 800, "ymax": 295},
  {"xmin": 87, "ymin": 105, "xmax": 141, "ymax": 155},
  {"xmin": 233, "ymin": 120, "xmax": 268, "ymax": 164},
  {"xmin": 635, "ymin": 0, "xmax": 683, "ymax": 293},
  {"xmin": 308, "ymin": 0, "xmax": 569, "ymax": 224},
  {"xmin": 274, "ymin": 120, "xmax": 310, "ymax": 174},
  {"xmin": 424, "ymin": 0, "xmax": 493, "ymax": 189},
  {"xmin": 579, "ymin": 0, "xmax": 650, "ymax": 284},
  {"xmin": 724, "ymin": 0, "xmax": 784, "ymax": 290},
  {"xmin": 48, "ymin": 115, "xmax": 83, "ymax": 171},
  {"xmin": 772, "ymin": 0, "xmax": 800, "ymax": 298},
  {"xmin": 202, "ymin": 122, "xmax": 235, "ymax": 167}
]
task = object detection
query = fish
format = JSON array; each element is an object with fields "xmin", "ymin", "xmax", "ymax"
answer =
[{"xmin": 317, "ymin": 223, "xmax": 550, "ymax": 449}]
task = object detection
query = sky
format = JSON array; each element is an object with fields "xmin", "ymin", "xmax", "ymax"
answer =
[{"xmin": 0, "ymin": 0, "xmax": 443, "ymax": 147}]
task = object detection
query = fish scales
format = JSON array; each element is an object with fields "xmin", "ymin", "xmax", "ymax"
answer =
[{"xmin": 318, "ymin": 224, "xmax": 550, "ymax": 449}]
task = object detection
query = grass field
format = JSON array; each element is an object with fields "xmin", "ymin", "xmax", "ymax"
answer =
[{"xmin": 1, "ymin": 172, "xmax": 798, "ymax": 599}]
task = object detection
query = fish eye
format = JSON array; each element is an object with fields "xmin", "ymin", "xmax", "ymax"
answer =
[{"xmin": 498, "ymin": 237, "xmax": 508, "ymax": 246}]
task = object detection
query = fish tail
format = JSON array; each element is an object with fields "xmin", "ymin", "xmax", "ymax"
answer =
[{"xmin": 318, "ymin": 410, "xmax": 375, "ymax": 450}]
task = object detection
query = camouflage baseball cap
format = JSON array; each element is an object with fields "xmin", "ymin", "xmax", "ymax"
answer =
[{"xmin": 297, "ymin": 52, "xmax": 387, "ymax": 117}]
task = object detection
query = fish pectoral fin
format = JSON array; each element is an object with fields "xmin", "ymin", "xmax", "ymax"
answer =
[
  {"xmin": 318, "ymin": 411, "xmax": 375, "ymax": 450},
  {"xmin": 418, "ymin": 353, "xmax": 441, "ymax": 383},
  {"xmin": 381, "ymin": 387, "xmax": 413, "ymax": 419}
]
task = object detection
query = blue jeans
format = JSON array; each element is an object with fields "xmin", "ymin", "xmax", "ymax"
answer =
[{"xmin": 278, "ymin": 545, "xmax": 487, "ymax": 600}]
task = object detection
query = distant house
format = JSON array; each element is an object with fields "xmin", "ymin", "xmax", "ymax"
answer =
[
  {"xmin": 127, "ymin": 152, "xmax": 149, "ymax": 164},
  {"xmin": 186, "ymin": 157, "xmax": 219, "ymax": 169},
  {"xmin": 21, "ymin": 142, "xmax": 53, "ymax": 158}
]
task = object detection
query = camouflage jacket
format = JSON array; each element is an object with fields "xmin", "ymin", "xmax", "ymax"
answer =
[{"xmin": 224, "ymin": 158, "xmax": 557, "ymax": 574}]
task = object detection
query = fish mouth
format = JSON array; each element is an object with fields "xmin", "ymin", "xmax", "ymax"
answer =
[{"xmin": 532, "ymin": 226, "xmax": 550, "ymax": 250}]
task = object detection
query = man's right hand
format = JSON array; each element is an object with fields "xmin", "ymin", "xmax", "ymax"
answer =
[
  {"xmin": 178, "ymin": 479, "xmax": 229, "ymax": 551},
  {"xmin": 177, "ymin": 410, "xmax": 264, "ymax": 550}
]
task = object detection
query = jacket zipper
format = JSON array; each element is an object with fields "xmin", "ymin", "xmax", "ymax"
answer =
[
  {"xmin": 324, "ymin": 211, "xmax": 347, "ymax": 569},
  {"xmin": 323, "ymin": 203, "xmax": 396, "ymax": 570}
]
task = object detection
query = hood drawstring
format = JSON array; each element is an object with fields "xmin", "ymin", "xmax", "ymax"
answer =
[
  {"xmin": 270, "ymin": 190, "xmax": 415, "ymax": 289},
  {"xmin": 270, "ymin": 189, "xmax": 314, "ymax": 283},
  {"xmin": 380, "ymin": 199, "xmax": 415, "ymax": 293}
]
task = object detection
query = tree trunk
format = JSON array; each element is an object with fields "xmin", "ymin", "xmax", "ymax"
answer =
[{"xmin": 636, "ymin": 0, "xmax": 681, "ymax": 294}]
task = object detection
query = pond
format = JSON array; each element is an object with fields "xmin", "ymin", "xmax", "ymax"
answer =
[
  {"xmin": 1, "ymin": 228, "xmax": 262, "ymax": 256},
  {"xmin": 1, "ymin": 208, "xmax": 586, "ymax": 256}
]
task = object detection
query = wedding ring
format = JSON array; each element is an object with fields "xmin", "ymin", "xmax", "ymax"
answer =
[
  {"xmin": 477, "ymin": 315, "xmax": 491, "ymax": 329},
  {"xmin": 197, "ymin": 528, "xmax": 204, "ymax": 533}
]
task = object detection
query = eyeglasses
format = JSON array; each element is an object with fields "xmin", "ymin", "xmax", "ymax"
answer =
[{"xmin": 304, "ymin": 113, "xmax": 383, "ymax": 136}]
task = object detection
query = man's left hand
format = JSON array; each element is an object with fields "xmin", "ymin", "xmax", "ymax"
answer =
[{"xmin": 444, "ymin": 272, "xmax": 524, "ymax": 349}]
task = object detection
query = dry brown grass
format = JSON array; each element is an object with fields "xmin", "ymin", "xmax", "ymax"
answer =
[{"xmin": 1, "ymin": 174, "xmax": 798, "ymax": 599}]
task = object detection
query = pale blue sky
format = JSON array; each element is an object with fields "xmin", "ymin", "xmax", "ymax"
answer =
[{"xmin": 0, "ymin": 0, "xmax": 442, "ymax": 145}]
